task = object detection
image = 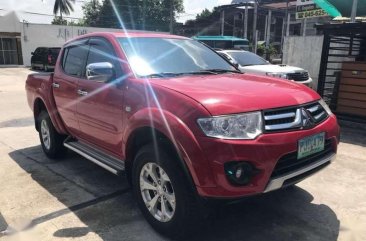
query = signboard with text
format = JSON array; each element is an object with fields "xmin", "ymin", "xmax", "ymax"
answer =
[{"xmin": 296, "ymin": 0, "xmax": 329, "ymax": 19}]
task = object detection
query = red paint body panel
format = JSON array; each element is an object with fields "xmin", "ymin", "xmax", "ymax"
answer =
[
  {"xmin": 25, "ymin": 32, "xmax": 340, "ymax": 199},
  {"xmin": 149, "ymin": 73, "xmax": 320, "ymax": 116}
]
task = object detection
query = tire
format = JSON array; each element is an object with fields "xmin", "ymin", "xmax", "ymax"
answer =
[
  {"xmin": 37, "ymin": 111, "xmax": 66, "ymax": 159},
  {"xmin": 132, "ymin": 144, "xmax": 204, "ymax": 238}
]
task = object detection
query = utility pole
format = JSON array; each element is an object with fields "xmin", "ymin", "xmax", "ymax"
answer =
[
  {"xmin": 221, "ymin": 10, "xmax": 225, "ymax": 36},
  {"xmin": 281, "ymin": 0, "xmax": 290, "ymax": 63},
  {"xmin": 252, "ymin": 1, "xmax": 258, "ymax": 52},
  {"xmin": 142, "ymin": 0, "xmax": 146, "ymax": 30},
  {"xmin": 244, "ymin": 5, "xmax": 248, "ymax": 39},
  {"xmin": 266, "ymin": 10, "xmax": 272, "ymax": 60},
  {"xmin": 351, "ymin": 0, "xmax": 358, "ymax": 22},
  {"xmin": 169, "ymin": 0, "xmax": 174, "ymax": 34},
  {"xmin": 266, "ymin": 10, "xmax": 272, "ymax": 46},
  {"xmin": 285, "ymin": 0, "xmax": 289, "ymax": 36}
]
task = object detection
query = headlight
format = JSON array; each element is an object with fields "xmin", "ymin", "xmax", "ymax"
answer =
[
  {"xmin": 197, "ymin": 112, "xmax": 263, "ymax": 139},
  {"xmin": 319, "ymin": 99, "xmax": 333, "ymax": 115},
  {"xmin": 266, "ymin": 72, "xmax": 288, "ymax": 79}
]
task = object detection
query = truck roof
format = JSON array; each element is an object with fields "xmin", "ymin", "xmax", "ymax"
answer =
[{"xmin": 65, "ymin": 31, "xmax": 189, "ymax": 45}]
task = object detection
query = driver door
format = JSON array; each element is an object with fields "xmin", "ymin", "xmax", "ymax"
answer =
[{"xmin": 76, "ymin": 37, "xmax": 125, "ymax": 156}]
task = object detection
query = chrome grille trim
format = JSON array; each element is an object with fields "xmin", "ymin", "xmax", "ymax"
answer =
[
  {"xmin": 264, "ymin": 112, "xmax": 296, "ymax": 121},
  {"xmin": 287, "ymin": 72, "xmax": 309, "ymax": 82},
  {"xmin": 263, "ymin": 102, "xmax": 328, "ymax": 132},
  {"xmin": 265, "ymin": 109, "xmax": 302, "ymax": 131},
  {"xmin": 307, "ymin": 105, "xmax": 320, "ymax": 113}
]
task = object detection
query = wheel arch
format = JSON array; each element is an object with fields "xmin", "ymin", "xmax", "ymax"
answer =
[
  {"xmin": 124, "ymin": 126, "xmax": 197, "ymax": 194},
  {"xmin": 33, "ymin": 97, "xmax": 48, "ymax": 131}
]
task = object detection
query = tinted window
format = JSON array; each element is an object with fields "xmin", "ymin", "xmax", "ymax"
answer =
[
  {"xmin": 49, "ymin": 48, "xmax": 61, "ymax": 55},
  {"xmin": 63, "ymin": 45, "xmax": 89, "ymax": 77},
  {"xmin": 226, "ymin": 51, "xmax": 268, "ymax": 66},
  {"xmin": 118, "ymin": 37, "xmax": 235, "ymax": 77},
  {"xmin": 86, "ymin": 39, "xmax": 115, "ymax": 66}
]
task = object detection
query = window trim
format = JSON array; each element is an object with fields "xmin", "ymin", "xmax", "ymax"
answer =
[
  {"xmin": 84, "ymin": 36, "xmax": 123, "ymax": 83},
  {"xmin": 60, "ymin": 37, "xmax": 90, "ymax": 79}
]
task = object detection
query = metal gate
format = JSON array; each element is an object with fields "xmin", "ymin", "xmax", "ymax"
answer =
[
  {"xmin": 317, "ymin": 23, "xmax": 366, "ymax": 123},
  {"xmin": 0, "ymin": 37, "xmax": 22, "ymax": 65}
]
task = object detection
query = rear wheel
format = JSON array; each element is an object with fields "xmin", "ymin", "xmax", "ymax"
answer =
[
  {"xmin": 37, "ymin": 111, "xmax": 66, "ymax": 159},
  {"xmin": 132, "ymin": 144, "xmax": 204, "ymax": 238}
]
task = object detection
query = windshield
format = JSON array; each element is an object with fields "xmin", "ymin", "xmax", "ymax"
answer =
[
  {"xmin": 225, "ymin": 51, "xmax": 268, "ymax": 66},
  {"xmin": 118, "ymin": 37, "xmax": 236, "ymax": 77}
]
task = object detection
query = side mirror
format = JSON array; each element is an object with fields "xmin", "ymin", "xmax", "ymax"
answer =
[
  {"xmin": 86, "ymin": 62, "xmax": 114, "ymax": 83},
  {"xmin": 31, "ymin": 52, "xmax": 34, "ymax": 55}
]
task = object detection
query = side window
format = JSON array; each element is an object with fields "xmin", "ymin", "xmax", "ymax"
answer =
[
  {"xmin": 63, "ymin": 45, "xmax": 89, "ymax": 77},
  {"xmin": 40, "ymin": 48, "xmax": 47, "ymax": 56},
  {"xmin": 86, "ymin": 39, "xmax": 116, "ymax": 66}
]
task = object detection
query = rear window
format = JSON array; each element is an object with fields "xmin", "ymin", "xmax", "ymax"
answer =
[
  {"xmin": 226, "ymin": 51, "xmax": 268, "ymax": 66},
  {"xmin": 49, "ymin": 48, "xmax": 61, "ymax": 54}
]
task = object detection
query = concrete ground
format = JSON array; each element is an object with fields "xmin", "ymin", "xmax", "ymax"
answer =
[{"xmin": 0, "ymin": 67, "xmax": 365, "ymax": 241}]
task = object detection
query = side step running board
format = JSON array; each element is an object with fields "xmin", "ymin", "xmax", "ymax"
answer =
[{"xmin": 64, "ymin": 139, "xmax": 125, "ymax": 175}]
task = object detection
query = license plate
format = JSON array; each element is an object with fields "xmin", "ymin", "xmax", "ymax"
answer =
[{"xmin": 298, "ymin": 132, "xmax": 325, "ymax": 159}]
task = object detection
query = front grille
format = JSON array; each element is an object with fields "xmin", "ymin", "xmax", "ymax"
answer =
[
  {"xmin": 271, "ymin": 139, "xmax": 333, "ymax": 178},
  {"xmin": 263, "ymin": 102, "xmax": 328, "ymax": 132},
  {"xmin": 287, "ymin": 72, "xmax": 309, "ymax": 82}
]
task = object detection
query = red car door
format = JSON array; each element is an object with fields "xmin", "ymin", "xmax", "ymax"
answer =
[
  {"xmin": 76, "ymin": 37, "xmax": 125, "ymax": 157},
  {"xmin": 53, "ymin": 39, "xmax": 89, "ymax": 136}
]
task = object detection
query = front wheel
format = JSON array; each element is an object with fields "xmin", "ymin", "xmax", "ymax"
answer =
[
  {"xmin": 37, "ymin": 111, "xmax": 66, "ymax": 159},
  {"xmin": 132, "ymin": 145, "xmax": 204, "ymax": 238}
]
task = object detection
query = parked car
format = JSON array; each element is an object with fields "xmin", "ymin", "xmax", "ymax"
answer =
[
  {"xmin": 218, "ymin": 50, "xmax": 313, "ymax": 86},
  {"xmin": 31, "ymin": 47, "xmax": 61, "ymax": 71},
  {"xmin": 26, "ymin": 32, "xmax": 339, "ymax": 237}
]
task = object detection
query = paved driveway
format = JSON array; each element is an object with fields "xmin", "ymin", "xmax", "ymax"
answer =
[{"xmin": 0, "ymin": 68, "xmax": 365, "ymax": 241}]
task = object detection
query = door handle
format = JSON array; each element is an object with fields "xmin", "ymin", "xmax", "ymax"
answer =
[
  {"xmin": 77, "ymin": 89, "xmax": 88, "ymax": 96},
  {"xmin": 52, "ymin": 82, "xmax": 60, "ymax": 88}
]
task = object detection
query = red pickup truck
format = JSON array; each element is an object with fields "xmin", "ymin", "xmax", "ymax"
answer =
[{"xmin": 26, "ymin": 32, "xmax": 340, "ymax": 236}]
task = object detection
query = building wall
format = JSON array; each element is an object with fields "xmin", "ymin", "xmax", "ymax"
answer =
[
  {"xmin": 0, "ymin": 13, "xmax": 147, "ymax": 66},
  {"xmin": 282, "ymin": 35, "xmax": 324, "ymax": 89},
  {"xmin": 20, "ymin": 23, "xmax": 124, "ymax": 66}
]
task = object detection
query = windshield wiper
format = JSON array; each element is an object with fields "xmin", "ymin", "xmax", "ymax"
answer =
[
  {"xmin": 201, "ymin": 69, "xmax": 241, "ymax": 74},
  {"xmin": 140, "ymin": 69, "xmax": 241, "ymax": 78},
  {"xmin": 140, "ymin": 72, "xmax": 184, "ymax": 78}
]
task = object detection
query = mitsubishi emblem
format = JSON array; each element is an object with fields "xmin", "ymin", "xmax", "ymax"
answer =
[{"xmin": 301, "ymin": 108, "xmax": 316, "ymax": 129}]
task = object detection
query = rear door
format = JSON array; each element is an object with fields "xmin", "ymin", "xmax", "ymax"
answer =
[
  {"xmin": 76, "ymin": 37, "xmax": 125, "ymax": 156},
  {"xmin": 53, "ymin": 39, "xmax": 89, "ymax": 136}
]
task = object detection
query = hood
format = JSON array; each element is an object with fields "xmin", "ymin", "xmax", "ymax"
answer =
[
  {"xmin": 240, "ymin": 64, "xmax": 306, "ymax": 74},
  {"xmin": 150, "ymin": 73, "xmax": 320, "ymax": 116}
]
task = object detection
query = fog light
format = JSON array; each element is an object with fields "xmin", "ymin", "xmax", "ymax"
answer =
[
  {"xmin": 235, "ymin": 167, "xmax": 243, "ymax": 179},
  {"xmin": 224, "ymin": 161, "xmax": 258, "ymax": 186}
]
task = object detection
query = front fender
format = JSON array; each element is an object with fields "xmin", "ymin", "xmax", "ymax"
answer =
[{"xmin": 123, "ymin": 107, "xmax": 216, "ymax": 188}]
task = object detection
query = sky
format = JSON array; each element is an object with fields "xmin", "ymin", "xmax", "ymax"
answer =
[{"xmin": 0, "ymin": 0, "xmax": 233, "ymax": 24}]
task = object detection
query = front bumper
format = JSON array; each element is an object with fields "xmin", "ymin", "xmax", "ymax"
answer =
[
  {"xmin": 297, "ymin": 77, "xmax": 313, "ymax": 87},
  {"xmin": 264, "ymin": 152, "xmax": 335, "ymax": 192},
  {"xmin": 195, "ymin": 114, "xmax": 339, "ymax": 198}
]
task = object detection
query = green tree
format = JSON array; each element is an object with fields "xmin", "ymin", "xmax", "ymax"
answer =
[
  {"xmin": 53, "ymin": 0, "xmax": 75, "ymax": 20},
  {"xmin": 83, "ymin": 0, "xmax": 183, "ymax": 31},
  {"xmin": 196, "ymin": 8, "xmax": 212, "ymax": 21},
  {"xmin": 82, "ymin": 0, "xmax": 102, "ymax": 27},
  {"xmin": 51, "ymin": 16, "xmax": 68, "ymax": 25}
]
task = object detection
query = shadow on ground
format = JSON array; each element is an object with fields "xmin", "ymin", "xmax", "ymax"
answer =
[
  {"xmin": 9, "ymin": 145, "xmax": 340, "ymax": 241},
  {"xmin": 340, "ymin": 126, "xmax": 366, "ymax": 147}
]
